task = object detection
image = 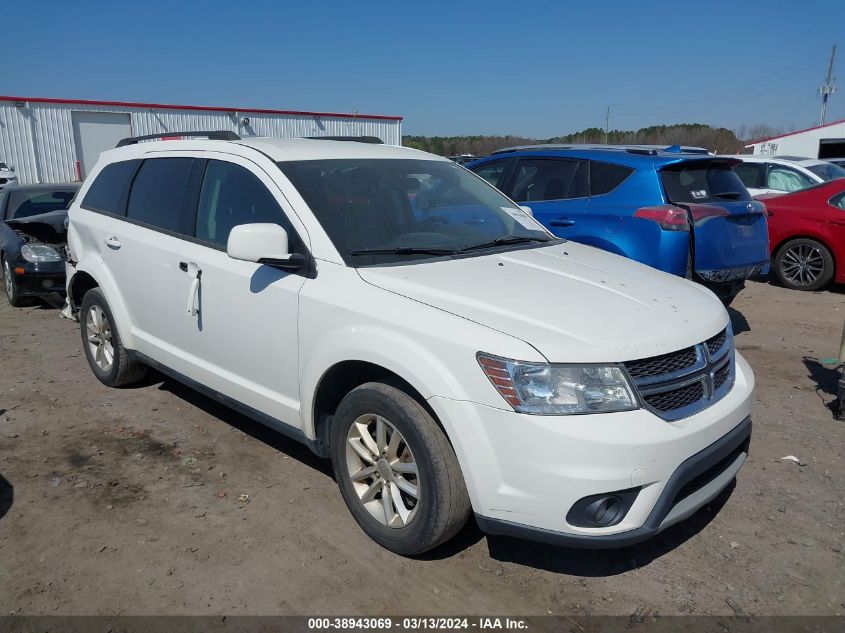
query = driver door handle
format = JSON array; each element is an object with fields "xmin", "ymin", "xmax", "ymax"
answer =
[
  {"xmin": 549, "ymin": 217, "xmax": 576, "ymax": 227},
  {"xmin": 105, "ymin": 236, "xmax": 122, "ymax": 249},
  {"xmin": 179, "ymin": 261, "xmax": 202, "ymax": 317}
]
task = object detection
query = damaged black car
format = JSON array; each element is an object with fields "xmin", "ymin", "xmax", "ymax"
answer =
[{"xmin": 0, "ymin": 183, "xmax": 80, "ymax": 307}]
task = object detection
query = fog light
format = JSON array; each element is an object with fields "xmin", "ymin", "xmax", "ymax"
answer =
[
  {"xmin": 566, "ymin": 487, "xmax": 640, "ymax": 528},
  {"xmin": 41, "ymin": 279, "xmax": 54, "ymax": 289}
]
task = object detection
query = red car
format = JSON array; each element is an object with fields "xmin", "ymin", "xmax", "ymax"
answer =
[{"xmin": 759, "ymin": 180, "xmax": 845, "ymax": 291}]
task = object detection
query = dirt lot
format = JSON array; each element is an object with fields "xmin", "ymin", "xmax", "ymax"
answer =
[{"xmin": 0, "ymin": 279, "xmax": 843, "ymax": 617}]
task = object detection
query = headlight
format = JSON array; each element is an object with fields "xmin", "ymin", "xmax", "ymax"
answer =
[
  {"xmin": 21, "ymin": 244, "xmax": 61, "ymax": 263},
  {"xmin": 478, "ymin": 353, "xmax": 638, "ymax": 415}
]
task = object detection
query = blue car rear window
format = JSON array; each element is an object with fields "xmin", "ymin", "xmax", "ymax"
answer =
[{"xmin": 661, "ymin": 165, "xmax": 751, "ymax": 203}]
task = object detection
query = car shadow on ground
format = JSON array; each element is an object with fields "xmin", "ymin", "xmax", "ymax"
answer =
[
  {"xmin": 146, "ymin": 370, "xmax": 333, "ymax": 479},
  {"xmin": 803, "ymin": 357, "xmax": 842, "ymax": 397},
  {"xmin": 466, "ymin": 482, "xmax": 735, "ymax": 575},
  {"xmin": 728, "ymin": 307, "xmax": 750, "ymax": 335},
  {"xmin": 0, "ymin": 474, "xmax": 13, "ymax": 522}
]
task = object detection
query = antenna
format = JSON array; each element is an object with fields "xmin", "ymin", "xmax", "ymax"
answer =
[{"xmin": 819, "ymin": 45, "xmax": 837, "ymax": 125}]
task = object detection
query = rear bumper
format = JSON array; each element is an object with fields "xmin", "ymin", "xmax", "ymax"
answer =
[
  {"xmin": 476, "ymin": 416, "xmax": 751, "ymax": 548},
  {"xmin": 697, "ymin": 261, "xmax": 769, "ymax": 282}
]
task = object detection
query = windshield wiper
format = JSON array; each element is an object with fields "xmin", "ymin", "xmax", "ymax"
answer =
[
  {"xmin": 350, "ymin": 246, "xmax": 456, "ymax": 257},
  {"xmin": 712, "ymin": 191, "xmax": 744, "ymax": 200},
  {"xmin": 456, "ymin": 235, "xmax": 552, "ymax": 253}
]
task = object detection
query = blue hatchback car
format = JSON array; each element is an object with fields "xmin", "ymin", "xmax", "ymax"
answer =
[{"xmin": 467, "ymin": 145, "xmax": 770, "ymax": 304}]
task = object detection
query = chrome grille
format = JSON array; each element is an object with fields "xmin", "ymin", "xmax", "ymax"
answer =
[{"xmin": 625, "ymin": 326, "xmax": 734, "ymax": 421}]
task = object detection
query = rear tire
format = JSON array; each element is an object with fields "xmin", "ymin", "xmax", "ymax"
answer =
[
  {"xmin": 79, "ymin": 287, "xmax": 146, "ymax": 387},
  {"xmin": 330, "ymin": 382, "xmax": 471, "ymax": 556},
  {"xmin": 774, "ymin": 238, "xmax": 834, "ymax": 291},
  {"xmin": 2, "ymin": 256, "xmax": 36, "ymax": 307}
]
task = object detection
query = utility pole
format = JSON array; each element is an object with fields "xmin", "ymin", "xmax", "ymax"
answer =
[
  {"xmin": 604, "ymin": 106, "xmax": 610, "ymax": 144},
  {"xmin": 819, "ymin": 45, "xmax": 837, "ymax": 125}
]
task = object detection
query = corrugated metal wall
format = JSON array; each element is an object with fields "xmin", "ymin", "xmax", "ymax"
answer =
[{"xmin": 0, "ymin": 99, "xmax": 402, "ymax": 184}]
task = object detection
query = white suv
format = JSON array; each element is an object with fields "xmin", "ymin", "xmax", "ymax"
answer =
[{"xmin": 65, "ymin": 132, "xmax": 754, "ymax": 555}]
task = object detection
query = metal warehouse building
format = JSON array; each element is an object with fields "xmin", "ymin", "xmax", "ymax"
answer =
[
  {"xmin": 745, "ymin": 118, "xmax": 845, "ymax": 159},
  {"xmin": 0, "ymin": 95, "xmax": 403, "ymax": 185}
]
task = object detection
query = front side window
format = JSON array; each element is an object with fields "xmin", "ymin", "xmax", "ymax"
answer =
[
  {"xmin": 470, "ymin": 160, "xmax": 508, "ymax": 188},
  {"xmin": 126, "ymin": 158, "xmax": 194, "ymax": 232},
  {"xmin": 195, "ymin": 160, "xmax": 296, "ymax": 249},
  {"xmin": 81, "ymin": 160, "xmax": 140, "ymax": 214},
  {"xmin": 766, "ymin": 165, "xmax": 814, "ymax": 192},
  {"xmin": 278, "ymin": 158, "xmax": 552, "ymax": 266},
  {"xmin": 661, "ymin": 163, "xmax": 751, "ymax": 203},
  {"xmin": 7, "ymin": 188, "xmax": 78, "ymax": 219},
  {"xmin": 510, "ymin": 159, "xmax": 588, "ymax": 202}
]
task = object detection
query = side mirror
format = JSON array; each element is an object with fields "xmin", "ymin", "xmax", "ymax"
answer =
[
  {"xmin": 519, "ymin": 205, "xmax": 533, "ymax": 217},
  {"xmin": 227, "ymin": 223, "xmax": 306, "ymax": 270}
]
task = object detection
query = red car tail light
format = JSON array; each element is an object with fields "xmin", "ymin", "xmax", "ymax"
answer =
[{"xmin": 633, "ymin": 205, "xmax": 690, "ymax": 231}]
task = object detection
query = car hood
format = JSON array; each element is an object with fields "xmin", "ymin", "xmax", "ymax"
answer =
[{"xmin": 357, "ymin": 242, "xmax": 728, "ymax": 363}]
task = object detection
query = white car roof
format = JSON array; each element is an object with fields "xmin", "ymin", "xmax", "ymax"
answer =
[
  {"xmin": 722, "ymin": 155, "xmax": 828, "ymax": 168},
  {"xmin": 101, "ymin": 137, "xmax": 438, "ymax": 164}
]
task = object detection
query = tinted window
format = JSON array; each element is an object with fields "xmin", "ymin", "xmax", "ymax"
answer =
[
  {"xmin": 470, "ymin": 160, "xmax": 508, "ymax": 188},
  {"xmin": 733, "ymin": 163, "xmax": 764, "ymax": 189},
  {"xmin": 766, "ymin": 165, "xmax": 814, "ymax": 192},
  {"xmin": 81, "ymin": 160, "xmax": 140, "ymax": 214},
  {"xmin": 830, "ymin": 191, "xmax": 845, "ymax": 210},
  {"xmin": 589, "ymin": 161, "xmax": 633, "ymax": 196},
  {"xmin": 806, "ymin": 162, "xmax": 845, "ymax": 181},
  {"xmin": 278, "ymin": 158, "xmax": 551, "ymax": 266},
  {"xmin": 126, "ymin": 158, "xmax": 194, "ymax": 232},
  {"xmin": 7, "ymin": 188, "xmax": 78, "ymax": 219},
  {"xmin": 661, "ymin": 163, "xmax": 751, "ymax": 203},
  {"xmin": 510, "ymin": 159, "xmax": 587, "ymax": 202},
  {"xmin": 196, "ymin": 160, "xmax": 294, "ymax": 249}
]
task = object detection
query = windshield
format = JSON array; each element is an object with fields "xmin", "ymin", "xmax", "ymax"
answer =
[
  {"xmin": 277, "ymin": 158, "xmax": 553, "ymax": 266},
  {"xmin": 806, "ymin": 162, "xmax": 845, "ymax": 181},
  {"xmin": 7, "ymin": 188, "xmax": 77, "ymax": 219}
]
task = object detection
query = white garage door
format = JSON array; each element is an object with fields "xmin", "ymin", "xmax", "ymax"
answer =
[{"xmin": 71, "ymin": 111, "xmax": 132, "ymax": 178}]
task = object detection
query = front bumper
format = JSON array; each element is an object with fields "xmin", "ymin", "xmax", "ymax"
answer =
[
  {"xmin": 13, "ymin": 262, "xmax": 66, "ymax": 296},
  {"xmin": 428, "ymin": 352, "xmax": 754, "ymax": 547}
]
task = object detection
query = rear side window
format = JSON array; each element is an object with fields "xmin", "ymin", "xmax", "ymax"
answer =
[
  {"xmin": 81, "ymin": 160, "xmax": 140, "ymax": 214},
  {"xmin": 766, "ymin": 165, "xmax": 815, "ymax": 192},
  {"xmin": 126, "ymin": 158, "xmax": 194, "ymax": 232},
  {"xmin": 733, "ymin": 163, "xmax": 764, "ymax": 189},
  {"xmin": 661, "ymin": 164, "xmax": 751, "ymax": 203},
  {"xmin": 510, "ymin": 158, "xmax": 588, "ymax": 202},
  {"xmin": 589, "ymin": 161, "xmax": 633, "ymax": 196},
  {"xmin": 196, "ymin": 160, "xmax": 297, "ymax": 249}
]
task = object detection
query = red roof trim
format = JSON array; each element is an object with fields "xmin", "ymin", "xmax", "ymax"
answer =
[
  {"xmin": 0, "ymin": 95, "xmax": 403, "ymax": 122},
  {"xmin": 745, "ymin": 118, "xmax": 845, "ymax": 146}
]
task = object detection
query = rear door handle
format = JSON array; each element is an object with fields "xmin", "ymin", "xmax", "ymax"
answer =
[
  {"xmin": 105, "ymin": 236, "xmax": 122, "ymax": 249},
  {"xmin": 549, "ymin": 217, "xmax": 576, "ymax": 227}
]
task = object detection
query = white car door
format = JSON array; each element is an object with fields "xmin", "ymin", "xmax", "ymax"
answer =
[
  {"xmin": 176, "ymin": 152, "xmax": 310, "ymax": 428},
  {"xmin": 97, "ymin": 153, "xmax": 200, "ymax": 373}
]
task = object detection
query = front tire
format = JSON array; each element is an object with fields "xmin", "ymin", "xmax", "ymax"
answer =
[
  {"xmin": 330, "ymin": 382, "xmax": 471, "ymax": 555},
  {"xmin": 2, "ymin": 255, "xmax": 35, "ymax": 307},
  {"xmin": 79, "ymin": 288, "xmax": 146, "ymax": 387},
  {"xmin": 774, "ymin": 238, "xmax": 834, "ymax": 291}
]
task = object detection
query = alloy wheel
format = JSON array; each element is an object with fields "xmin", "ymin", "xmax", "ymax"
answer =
[
  {"xmin": 780, "ymin": 243, "xmax": 825, "ymax": 287},
  {"xmin": 86, "ymin": 305, "xmax": 114, "ymax": 372},
  {"xmin": 3, "ymin": 260, "xmax": 13, "ymax": 302},
  {"xmin": 345, "ymin": 413, "xmax": 420, "ymax": 528}
]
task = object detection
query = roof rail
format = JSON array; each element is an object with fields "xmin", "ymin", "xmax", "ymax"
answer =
[
  {"xmin": 305, "ymin": 135, "xmax": 383, "ymax": 144},
  {"xmin": 116, "ymin": 130, "xmax": 240, "ymax": 148},
  {"xmin": 491, "ymin": 143, "xmax": 710, "ymax": 156}
]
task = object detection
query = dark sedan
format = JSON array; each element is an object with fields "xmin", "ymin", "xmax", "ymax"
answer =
[{"xmin": 0, "ymin": 183, "xmax": 80, "ymax": 306}]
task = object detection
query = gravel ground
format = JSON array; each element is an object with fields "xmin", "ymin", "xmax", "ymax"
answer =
[{"xmin": 0, "ymin": 279, "xmax": 843, "ymax": 616}]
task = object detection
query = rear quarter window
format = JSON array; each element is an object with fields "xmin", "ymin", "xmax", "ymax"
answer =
[
  {"xmin": 660, "ymin": 163, "xmax": 751, "ymax": 203},
  {"xmin": 589, "ymin": 161, "xmax": 634, "ymax": 196},
  {"xmin": 81, "ymin": 160, "xmax": 141, "ymax": 214}
]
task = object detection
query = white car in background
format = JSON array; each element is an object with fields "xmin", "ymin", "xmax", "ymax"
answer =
[
  {"xmin": 0, "ymin": 162, "xmax": 18, "ymax": 192},
  {"xmin": 728, "ymin": 155, "xmax": 845, "ymax": 196}
]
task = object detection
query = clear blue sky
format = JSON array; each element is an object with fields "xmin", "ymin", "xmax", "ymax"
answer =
[{"xmin": 5, "ymin": 0, "xmax": 844, "ymax": 137}]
